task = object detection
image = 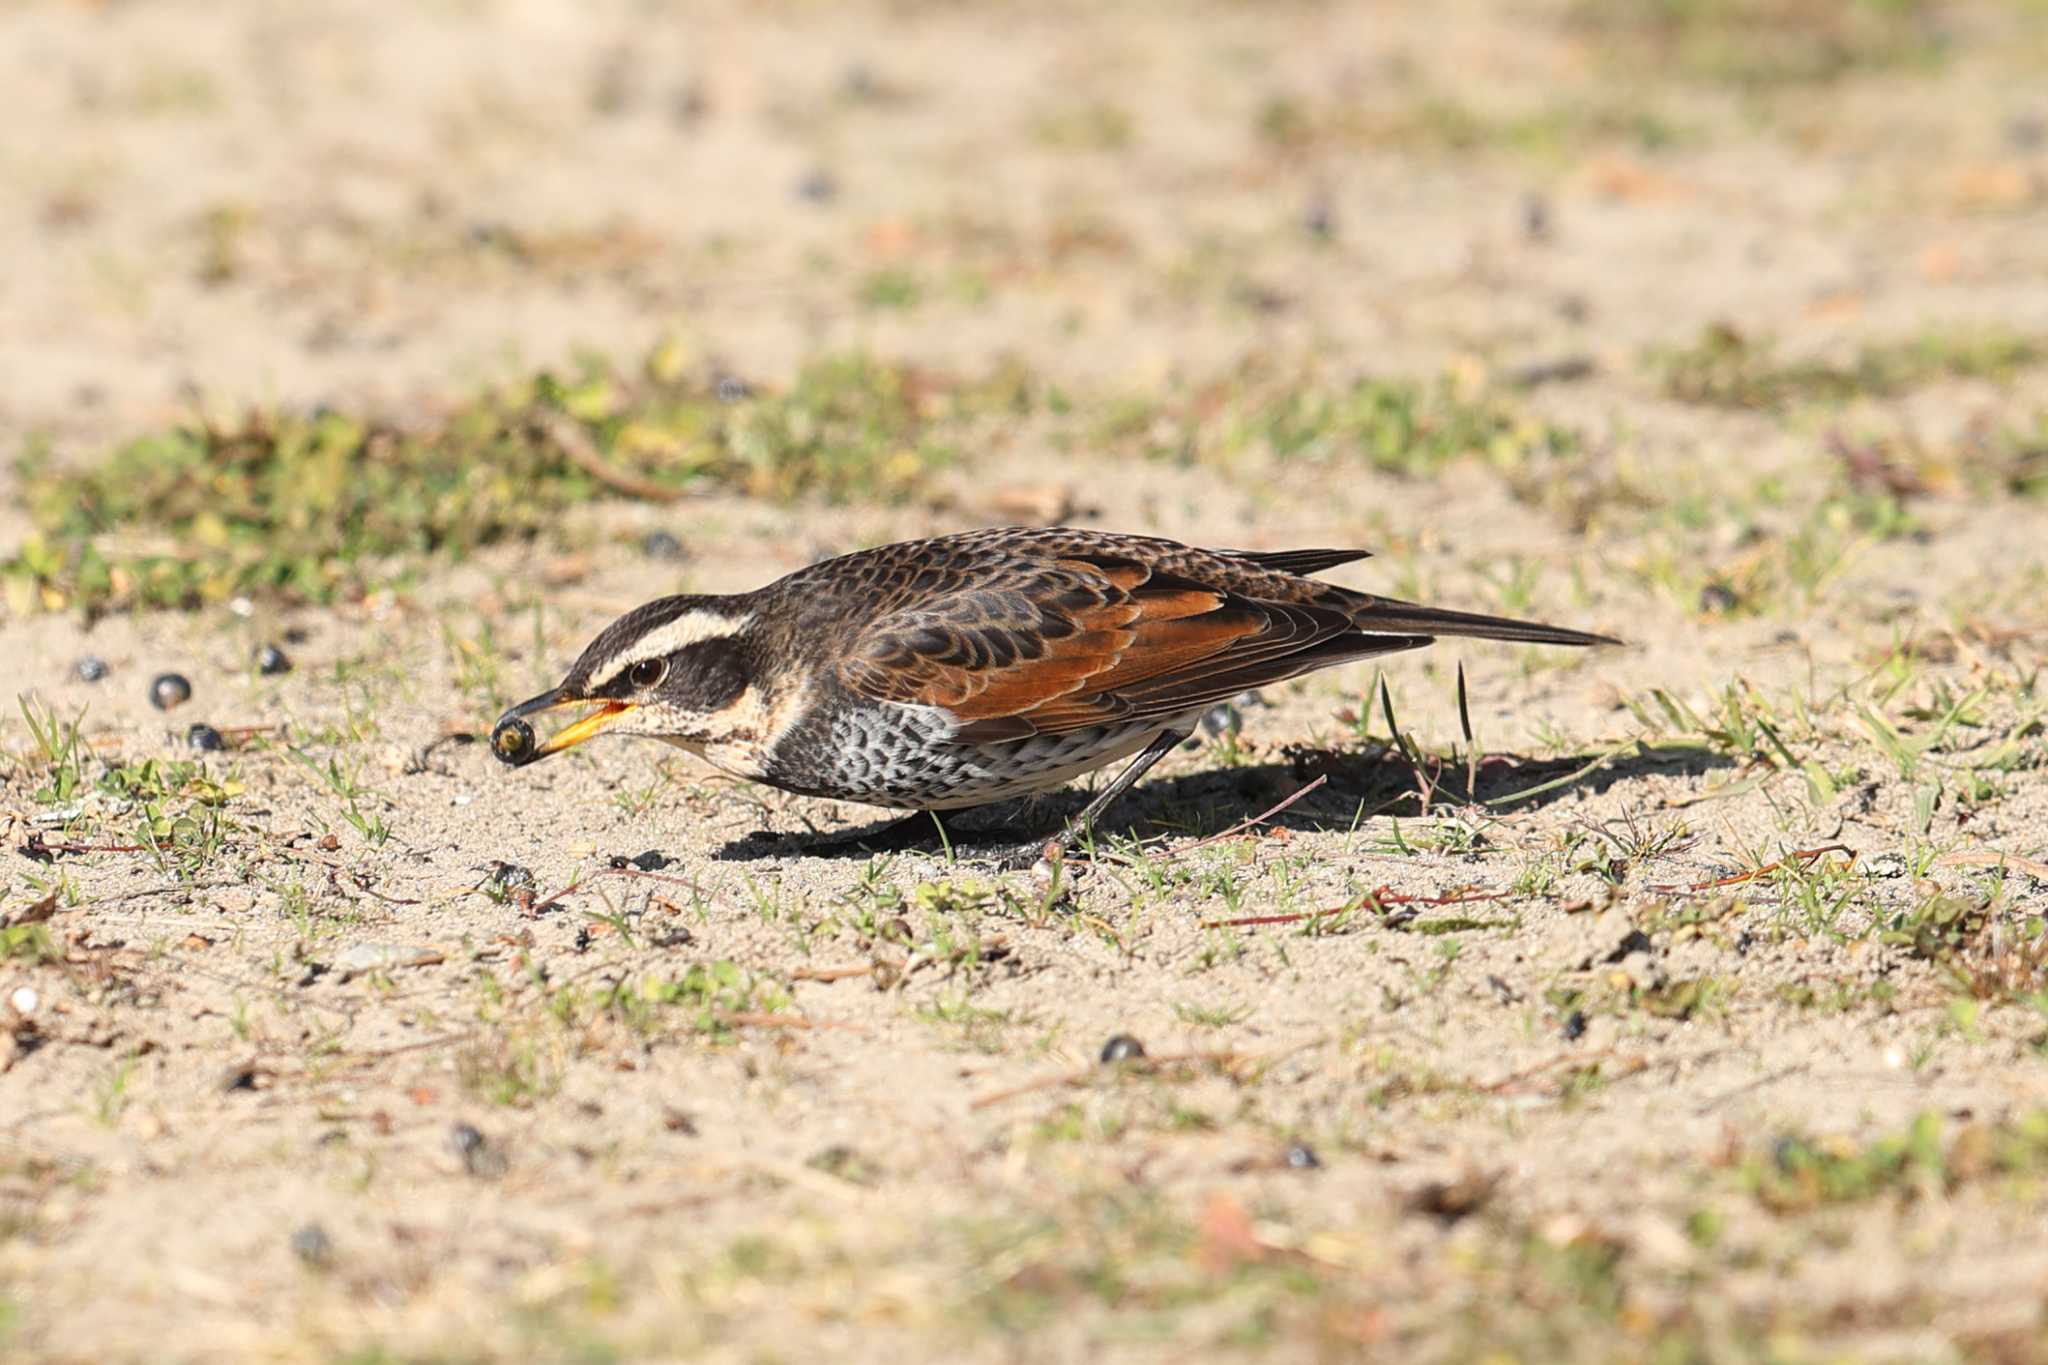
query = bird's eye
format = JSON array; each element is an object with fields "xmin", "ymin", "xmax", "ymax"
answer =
[{"xmin": 627, "ymin": 658, "xmax": 666, "ymax": 689}]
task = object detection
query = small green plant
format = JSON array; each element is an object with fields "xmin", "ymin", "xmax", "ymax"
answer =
[
  {"xmin": 458, "ymin": 1032, "xmax": 563, "ymax": 1107},
  {"xmin": 91, "ymin": 1060, "xmax": 139, "ymax": 1128},
  {"xmin": 1570, "ymin": 0, "xmax": 1949, "ymax": 89},
  {"xmin": 857, "ymin": 268, "xmax": 922, "ymax": 310},
  {"xmin": 1215, "ymin": 372, "xmax": 1580, "ymax": 479},
  {"xmin": 612, "ymin": 960, "xmax": 792, "ymax": 1036},
  {"xmin": 19, "ymin": 697, "xmax": 91, "ymax": 804},
  {"xmin": 1650, "ymin": 322, "xmax": 2042, "ymax": 410},
  {"xmin": 1172, "ymin": 1001, "xmax": 1252, "ymax": 1029},
  {"xmin": 286, "ymin": 749, "xmax": 390, "ymax": 847},
  {"xmin": 1032, "ymin": 100, "xmax": 1134, "ymax": 151},
  {"xmin": 1, "ymin": 921, "xmax": 62, "ymax": 964}
]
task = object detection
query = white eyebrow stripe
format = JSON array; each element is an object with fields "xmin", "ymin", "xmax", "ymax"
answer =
[{"xmin": 584, "ymin": 611, "xmax": 754, "ymax": 692}]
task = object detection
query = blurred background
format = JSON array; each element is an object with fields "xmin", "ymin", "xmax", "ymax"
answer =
[
  {"xmin": 9, "ymin": 7, "xmax": 2048, "ymax": 1362},
  {"xmin": 4, "ymin": 0, "xmax": 2044, "ymax": 444},
  {"xmin": 6, "ymin": 0, "xmax": 2048, "ymax": 619}
]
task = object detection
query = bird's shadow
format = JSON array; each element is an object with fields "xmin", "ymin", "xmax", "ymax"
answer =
[{"xmin": 714, "ymin": 740, "xmax": 1732, "ymax": 862}]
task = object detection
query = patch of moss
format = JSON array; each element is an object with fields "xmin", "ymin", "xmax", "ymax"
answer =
[
  {"xmin": 1742, "ymin": 1110, "xmax": 2048, "ymax": 1213},
  {"xmin": 1254, "ymin": 89, "xmax": 1688, "ymax": 160},
  {"xmin": 1569, "ymin": 0, "xmax": 1949, "ymax": 89},
  {"xmin": 1651, "ymin": 323, "xmax": 2045, "ymax": 410},
  {"xmin": 1158, "ymin": 368, "xmax": 1581, "ymax": 480},
  {"xmin": 5, "ymin": 350, "xmax": 1024, "ymax": 614}
]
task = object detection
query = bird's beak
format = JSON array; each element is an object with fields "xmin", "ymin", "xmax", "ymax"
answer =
[{"xmin": 491, "ymin": 688, "xmax": 635, "ymax": 767}]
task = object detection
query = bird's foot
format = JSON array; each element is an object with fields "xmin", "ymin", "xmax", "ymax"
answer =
[
  {"xmin": 983, "ymin": 838, "xmax": 1057, "ymax": 871},
  {"xmin": 981, "ymin": 823, "xmax": 1100, "ymax": 871}
]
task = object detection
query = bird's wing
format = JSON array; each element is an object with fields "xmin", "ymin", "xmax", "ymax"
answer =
[{"xmin": 837, "ymin": 550, "xmax": 1428, "ymax": 740}]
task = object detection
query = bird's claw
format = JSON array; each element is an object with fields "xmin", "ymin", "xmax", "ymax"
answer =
[{"xmin": 985, "ymin": 841, "xmax": 1054, "ymax": 871}]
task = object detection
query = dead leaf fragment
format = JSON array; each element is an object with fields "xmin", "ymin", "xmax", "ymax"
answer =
[
  {"xmin": 983, "ymin": 482, "xmax": 1084, "ymax": 525},
  {"xmin": 4, "ymin": 893, "xmax": 58, "ymax": 928},
  {"xmin": 1197, "ymin": 1191, "xmax": 1265, "ymax": 1273}
]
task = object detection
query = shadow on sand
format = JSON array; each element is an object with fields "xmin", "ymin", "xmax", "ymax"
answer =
[{"xmin": 716, "ymin": 740, "xmax": 1734, "ymax": 862}]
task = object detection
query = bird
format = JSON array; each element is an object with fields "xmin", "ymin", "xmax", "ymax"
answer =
[{"xmin": 491, "ymin": 526, "xmax": 1617, "ymax": 861}]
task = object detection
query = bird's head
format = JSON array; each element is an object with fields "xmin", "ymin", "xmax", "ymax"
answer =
[{"xmin": 491, "ymin": 596, "xmax": 758, "ymax": 766}]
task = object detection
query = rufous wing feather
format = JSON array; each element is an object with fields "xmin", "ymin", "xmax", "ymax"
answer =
[{"xmin": 840, "ymin": 556, "xmax": 1378, "ymax": 739}]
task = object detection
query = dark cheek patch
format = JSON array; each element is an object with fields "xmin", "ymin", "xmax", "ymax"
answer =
[{"xmin": 677, "ymin": 638, "xmax": 748, "ymax": 710}]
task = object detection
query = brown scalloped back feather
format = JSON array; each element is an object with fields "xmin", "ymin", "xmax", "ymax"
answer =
[{"xmin": 810, "ymin": 527, "xmax": 1615, "ymax": 743}]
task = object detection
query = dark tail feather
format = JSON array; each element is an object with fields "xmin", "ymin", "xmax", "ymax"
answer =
[
  {"xmin": 1350, "ymin": 595, "xmax": 1622, "ymax": 648},
  {"xmin": 1232, "ymin": 547, "xmax": 1373, "ymax": 576}
]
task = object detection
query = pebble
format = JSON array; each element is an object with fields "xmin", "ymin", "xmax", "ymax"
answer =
[
  {"xmin": 1099, "ymin": 1033, "xmax": 1147, "ymax": 1064},
  {"xmin": 1301, "ymin": 195, "xmax": 1335, "ymax": 240},
  {"xmin": 840, "ymin": 63, "xmax": 878, "ymax": 101},
  {"xmin": 186, "ymin": 723, "xmax": 226, "ymax": 752},
  {"xmin": 1507, "ymin": 355, "xmax": 1597, "ymax": 388},
  {"xmin": 487, "ymin": 862, "xmax": 537, "ymax": 894},
  {"xmin": 289, "ymin": 1223, "xmax": 334, "ymax": 1268},
  {"xmin": 1284, "ymin": 1142, "xmax": 1322, "ymax": 1170},
  {"xmin": 482, "ymin": 861, "xmax": 539, "ymax": 908},
  {"xmin": 609, "ymin": 850, "xmax": 672, "ymax": 871},
  {"xmin": 794, "ymin": 169, "xmax": 837, "ymax": 203},
  {"xmin": 641, "ymin": 530, "xmax": 685, "ymax": 560},
  {"xmin": 149, "ymin": 673, "xmax": 193, "ymax": 711},
  {"xmin": 449, "ymin": 1121, "xmax": 507, "ymax": 1178},
  {"xmin": 75, "ymin": 656, "xmax": 108, "ymax": 683},
  {"xmin": 256, "ymin": 644, "xmax": 292, "ymax": 675}
]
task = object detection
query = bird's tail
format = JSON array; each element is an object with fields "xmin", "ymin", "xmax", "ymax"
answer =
[{"xmin": 1346, "ymin": 595, "xmax": 1621, "ymax": 647}]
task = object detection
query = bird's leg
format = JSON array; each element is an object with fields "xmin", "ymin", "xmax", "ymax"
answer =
[
  {"xmin": 1067, "ymin": 728, "xmax": 1189, "ymax": 835},
  {"xmin": 987, "ymin": 727, "xmax": 1190, "ymax": 869}
]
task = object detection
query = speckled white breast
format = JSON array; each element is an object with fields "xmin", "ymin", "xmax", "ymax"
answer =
[{"xmin": 813, "ymin": 703, "xmax": 1192, "ymax": 810}]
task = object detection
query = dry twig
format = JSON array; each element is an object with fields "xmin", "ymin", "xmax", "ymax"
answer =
[
  {"xmin": 1935, "ymin": 847, "xmax": 2048, "ymax": 881},
  {"xmin": 1157, "ymin": 775, "xmax": 1328, "ymax": 860},
  {"xmin": 535, "ymin": 408, "xmax": 689, "ymax": 503},
  {"xmin": 1642, "ymin": 843, "xmax": 1853, "ymax": 896},
  {"xmin": 1200, "ymin": 884, "xmax": 1512, "ymax": 932}
]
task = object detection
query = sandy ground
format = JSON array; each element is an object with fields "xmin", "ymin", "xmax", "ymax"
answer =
[{"xmin": 5, "ymin": 1, "xmax": 2048, "ymax": 1361}]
